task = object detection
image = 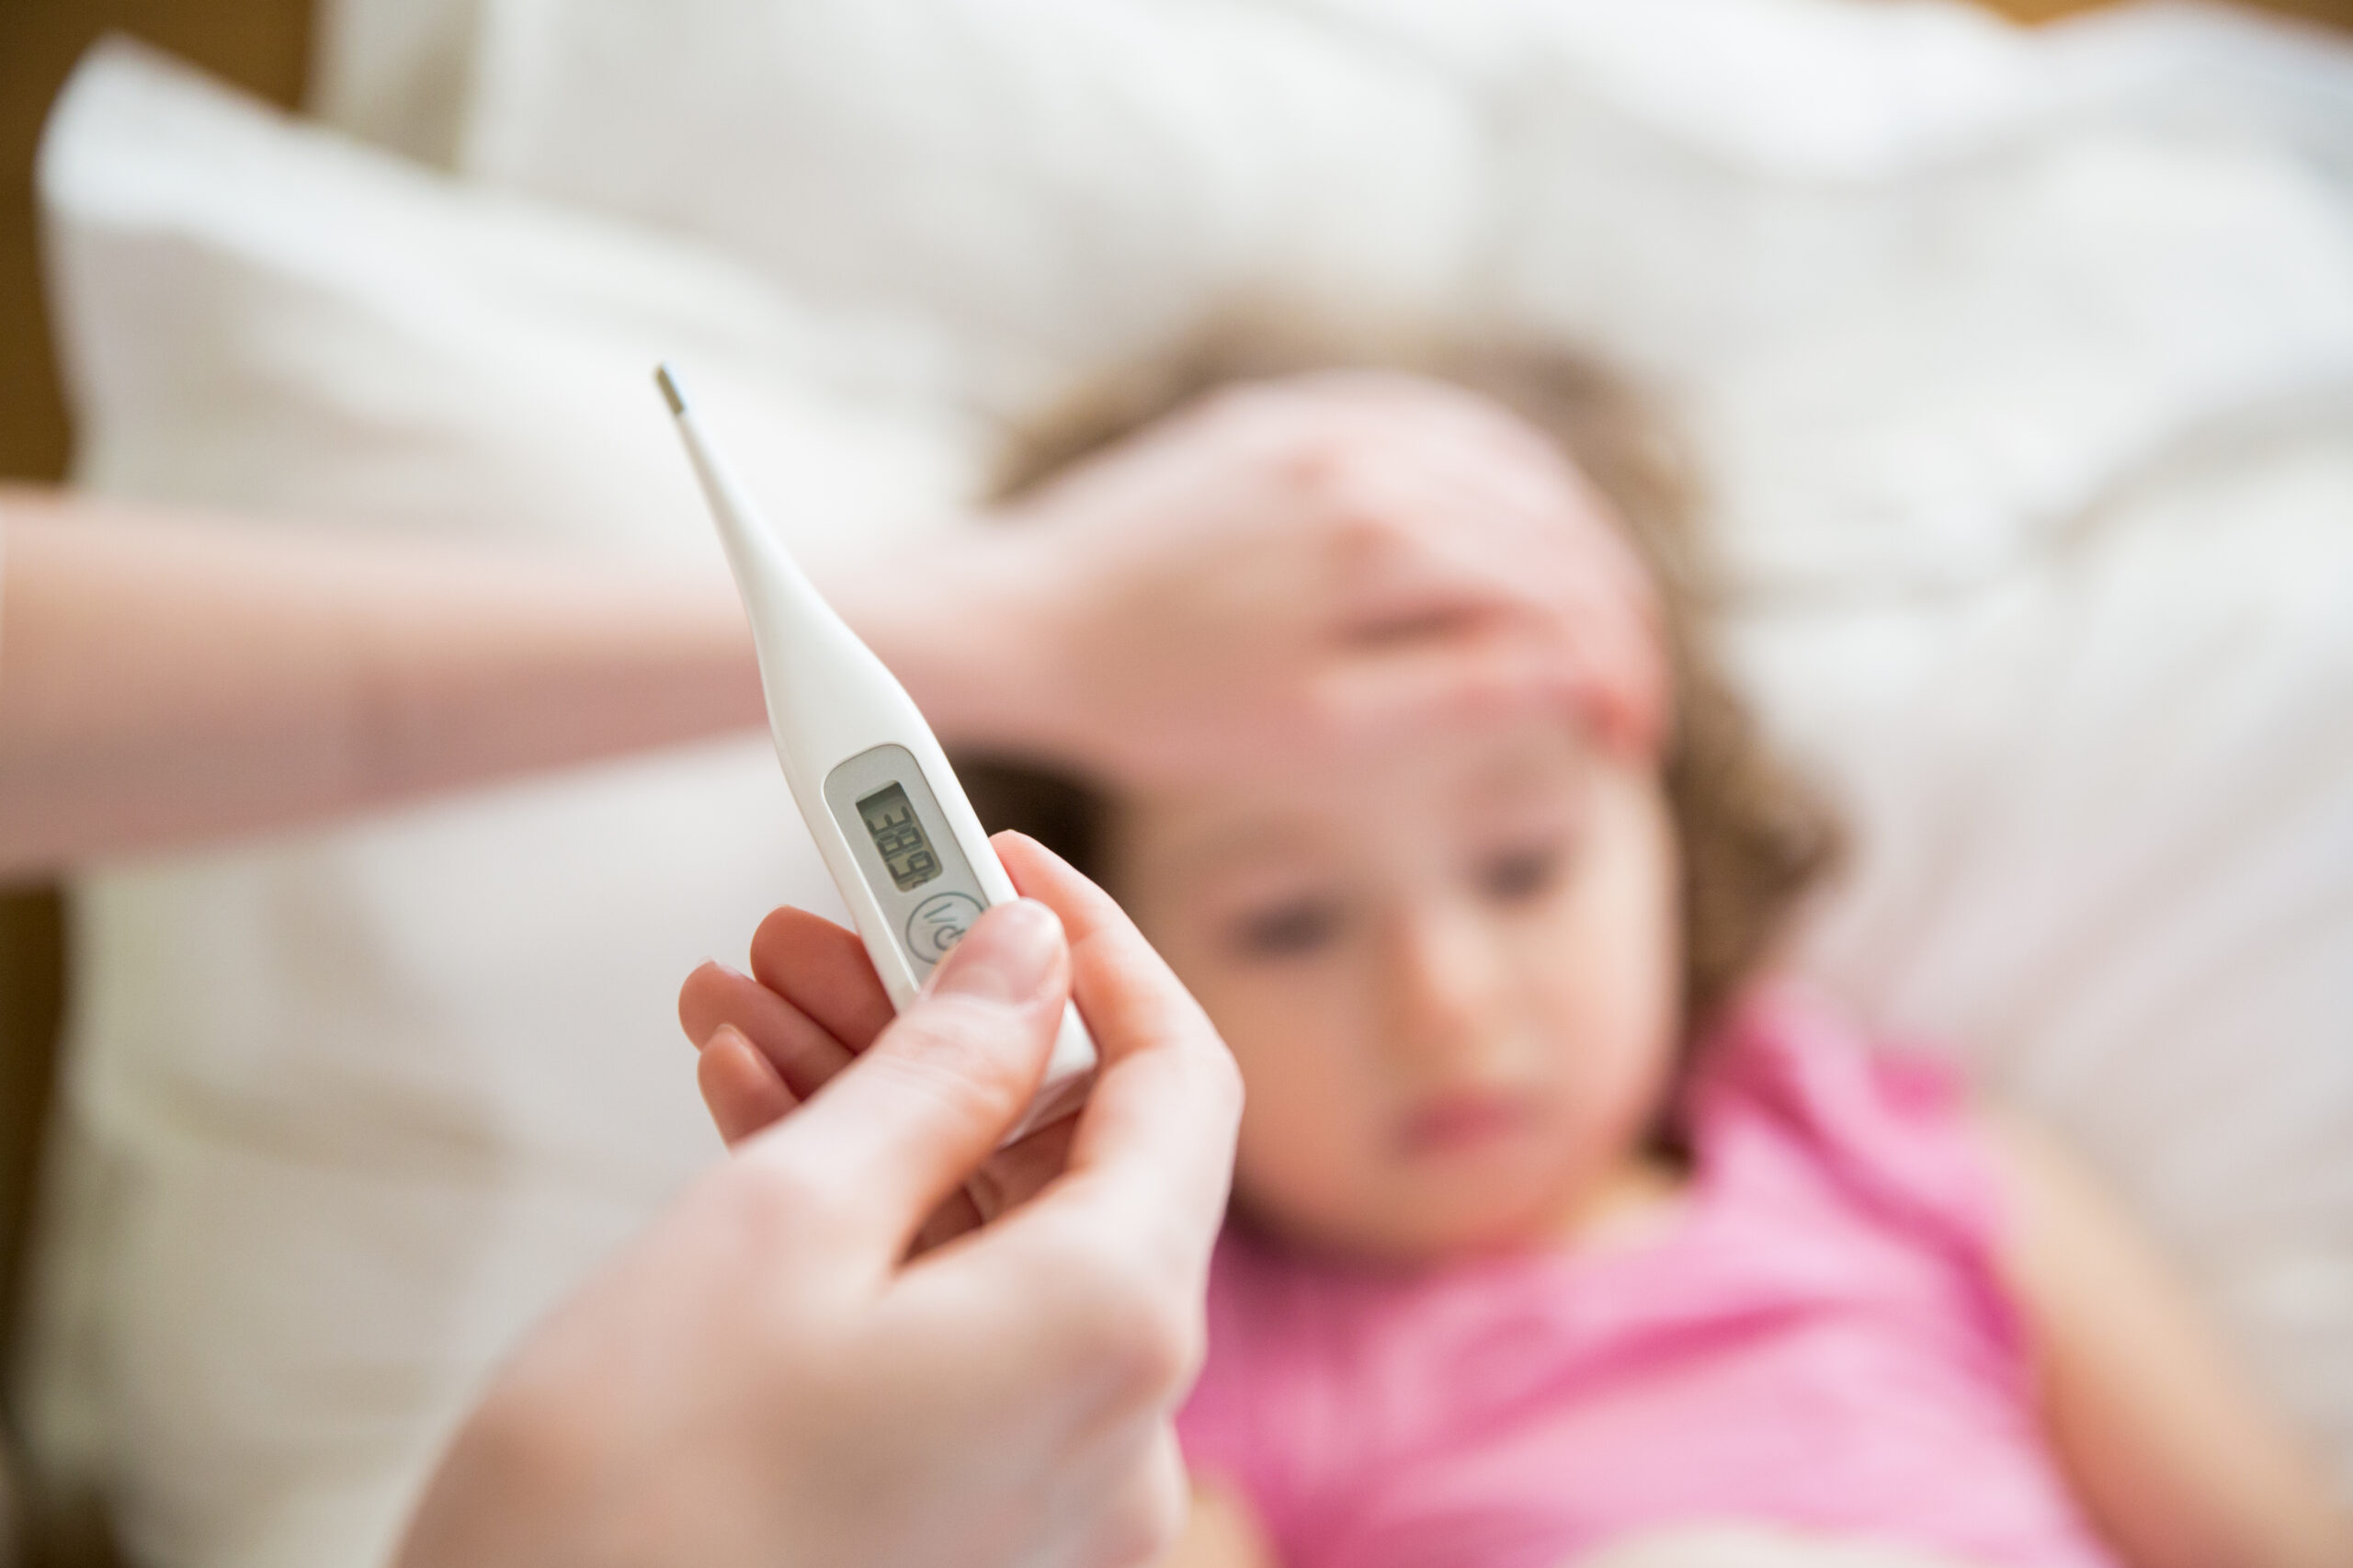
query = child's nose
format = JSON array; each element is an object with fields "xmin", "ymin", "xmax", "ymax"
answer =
[{"xmin": 1373, "ymin": 902, "xmax": 1516, "ymax": 1077}]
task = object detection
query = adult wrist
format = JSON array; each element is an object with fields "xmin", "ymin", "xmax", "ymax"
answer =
[
  {"xmin": 840, "ymin": 519, "xmax": 1085, "ymax": 767},
  {"xmin": 401, "ymin": 1347, "xmax": 653, "ymax": 1568}
]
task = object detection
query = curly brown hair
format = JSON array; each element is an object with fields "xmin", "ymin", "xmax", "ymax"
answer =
[{"xmin": 961, "ymin": 325, "xmax": 1840, "ymax": 1040}]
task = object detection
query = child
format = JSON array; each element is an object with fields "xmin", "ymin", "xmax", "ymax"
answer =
[{"xmin": 680, "ymin": 341, "xmax": 2351, "ymax": 1568}]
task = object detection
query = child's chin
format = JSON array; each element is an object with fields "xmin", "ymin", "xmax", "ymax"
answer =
[
  {"xmin": 1392, "ymin": 1161, "xmax": 1586, "ymax": 1255},
  {"xmin": 1295, "ymin": 1187, "xmax": 1572, "ymax": 1268}
]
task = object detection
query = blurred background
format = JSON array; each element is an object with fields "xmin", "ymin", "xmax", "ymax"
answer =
[{"xmin": 5, "ymin": 0, "xmax": 2352, "ymax": 1564}]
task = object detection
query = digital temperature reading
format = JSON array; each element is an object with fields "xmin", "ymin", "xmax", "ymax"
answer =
[{"xmin": 857, "ymin": 782, "xmax": 944, "ymax": 892}]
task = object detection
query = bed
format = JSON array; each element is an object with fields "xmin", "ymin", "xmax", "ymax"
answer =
[{"xmin": 6, "ymin": 1, "xmax": 2353, "ymax": 1563}]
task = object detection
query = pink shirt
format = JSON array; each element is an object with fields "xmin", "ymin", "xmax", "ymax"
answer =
[{"xmin": 1176, "ymin": 989, "xmax": 2118, "ymax": 1568}]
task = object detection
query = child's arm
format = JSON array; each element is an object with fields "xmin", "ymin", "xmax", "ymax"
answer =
[
  {"xmin": 1985, "ymin": 1110, "xmax": 2353, "ymax": 1568},
  {"xmin": 1159, "ymin": 1481, "xmax": 1279, "ymax": 1568}
]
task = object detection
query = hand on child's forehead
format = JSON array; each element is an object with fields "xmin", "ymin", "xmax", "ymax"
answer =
[
  {"xmin": 1097, "ymin": 371, "xmax": 1640, "ymax": 635},
  {"xmin": 1179, "ymin": 371, "xmax": 1668, "ymax": 762},
  {"xmin": 996, "ymin": 359, "xmax": 1670, "ymax": 787},
  {"xmin": 1193, "ymin": 369, "xmax": 1598, "ymax": 499}
]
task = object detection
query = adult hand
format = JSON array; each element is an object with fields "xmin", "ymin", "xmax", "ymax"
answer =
[
  {"xmin": 398, "ymin": 835, "xmax": 1243, "ymax": 1568},
  {"xmin": 680, "ymin": 835, "xmax": 1119, "ymax": 1249},
  {"xmin": 858, "ymin": 370, "xmax": 1664, "ymax": 790}
]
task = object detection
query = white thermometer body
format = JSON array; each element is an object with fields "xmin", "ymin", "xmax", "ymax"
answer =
[{"xmin": 658, "ymin": 365, "xmax": 1096, "ymax": 1141}]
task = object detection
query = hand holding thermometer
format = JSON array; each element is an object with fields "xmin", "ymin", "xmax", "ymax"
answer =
[{"xmin": 657, "ymin": 364, "xmax": 1097, "ymax": 1141}]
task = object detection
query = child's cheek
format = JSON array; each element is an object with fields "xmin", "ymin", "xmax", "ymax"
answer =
[
  {"xmin": 1227, "ymin": 1054, "xmax": 1370, "ymax": 1238},
  {"xmin": 1212, "ymin": 970, "xmax": 1397, "ymax": 1238},
  {"xmin": 1530, "ymin": 764, "xmax": 1685, "ymax": 1153}
]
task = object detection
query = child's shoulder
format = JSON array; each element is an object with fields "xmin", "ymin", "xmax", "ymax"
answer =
[
  {"xmin": 1180, "ymin": 989, "xmax": 2061, "ymax": 1562},
  {"xmin": 1687, "ymin": 982, "xmax": 2006, "ymax": 1270}
]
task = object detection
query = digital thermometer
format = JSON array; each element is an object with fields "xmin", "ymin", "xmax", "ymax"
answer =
[{"xmin": 657, "ymin": 364, "xmax": 1096, "ymax": 1141}]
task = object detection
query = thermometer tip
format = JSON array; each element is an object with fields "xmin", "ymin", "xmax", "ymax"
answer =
[{"xmin": 654, "ymin": 362, "xmax": 688, "ymax": 417}]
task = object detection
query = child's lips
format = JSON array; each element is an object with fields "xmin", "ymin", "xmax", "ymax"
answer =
[{"xmin": 1398, "ymin": 1092, "xmax": 1537, "ymax": 1157}]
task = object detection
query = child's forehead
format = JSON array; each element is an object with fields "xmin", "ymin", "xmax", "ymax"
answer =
[{"xmin": 1120, "ymin": 720, "xmax": 1597, "ymax": 876}]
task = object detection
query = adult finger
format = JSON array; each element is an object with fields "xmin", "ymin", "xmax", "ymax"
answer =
[
  {"xmin": 679, "ymin": 960, "xmax": 857, "ymax": 1101},
  {"xmin": 983, "ymin": 835, "xmax": 1241, "ymax": 1282},
  {"xmin": 961, "ymin": 1117, "xmax": 1080, "ymax": 1227},
  {"xmin": 905, "ymin": 1119, "xmax": 1079, "ymax": 1258},
  {"xmin": 1323, "ymin": 504, "xmax": 1581, "ymax": 645},
  {"xmin": 733, "ymin": 898, "xmax": 1071, "ymax": 1271},
  {"xmin": 1311, "ymin": 621, "xmax": 1589, "ymax": 750},
  {"xmin": 745, "ymin": 904, "xmax": 898, "ymax": 1053},
  {"xmin": 696, "ymin": 1024, "xmax": 800, "ymax": 1146}
]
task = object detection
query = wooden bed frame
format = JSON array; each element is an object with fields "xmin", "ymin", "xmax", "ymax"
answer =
[{"xmin": 0, "ymin": 0, "xmax": 2345, "ymax": 1562}]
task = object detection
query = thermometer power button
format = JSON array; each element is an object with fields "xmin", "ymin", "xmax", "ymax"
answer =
[{"xmin": 906, "ymin": 892, "xmax": 986, "ymax": 966}]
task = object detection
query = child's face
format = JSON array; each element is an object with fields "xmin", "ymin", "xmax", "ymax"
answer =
[{"xmin": 1114, "ymin": 721, "xmax": 1683, "ymax": 1263}]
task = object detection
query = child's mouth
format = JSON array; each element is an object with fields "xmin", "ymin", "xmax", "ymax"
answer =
[{"xmin": 1398, "ymin": 1092, "xmax": 1535, "ymax": 1158}]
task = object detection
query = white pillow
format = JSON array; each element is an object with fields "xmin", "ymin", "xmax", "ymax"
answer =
[
  {"xmin": 28, "ymin": 41, "xmax": 985, "ymax": 1568},
  {"xmin": 449, "ymin": 0, "xmax": 2353, "ymax": 593},
  {"xmin": 1483, "ymin": 0, "xmax": 2353, "ymax": 596},
  {"xmin": 1733, "ymin": 416, "xmax": 2353, "ymax": 1485},
  {"xmin": 454, "ymin": 0, "xmax": 1488, "ymax": 412}
]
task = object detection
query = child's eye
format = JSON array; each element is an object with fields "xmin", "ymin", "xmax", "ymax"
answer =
[
  {"xmin": 1227, "ymin": 900, "xmax": 1343, "ymax": 960},
  {"xmin": 1479, "ymin": 846, "xmax": 1561, "ymax": 904}
]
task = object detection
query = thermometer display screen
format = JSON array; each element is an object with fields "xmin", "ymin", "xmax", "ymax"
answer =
[{"xmin": 857, "ymin": 783, "xmax": 944, "ymax": 892}]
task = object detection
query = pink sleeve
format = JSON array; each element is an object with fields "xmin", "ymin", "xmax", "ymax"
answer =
[
  {"xmin": 1176, "ymin": 1233, "xmax": 1270, "ymax": 1476},
  {"xmin": 1699, "ymin": 987, "xmax": 2015, "ymax": 1294}
]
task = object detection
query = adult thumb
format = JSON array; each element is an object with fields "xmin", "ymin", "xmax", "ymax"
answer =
[{"xmin": 737, "ymin": 899, "xmax": 1069, "ymax": 1267}]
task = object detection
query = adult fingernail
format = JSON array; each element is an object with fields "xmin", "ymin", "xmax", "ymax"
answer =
[{"xmin": 926, "ymin": 899, "xmax": 1062, "ymax": 1006}]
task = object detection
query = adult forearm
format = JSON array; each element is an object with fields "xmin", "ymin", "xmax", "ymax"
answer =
[
  {"xmin": 829, "ymin": 522, "xmax": 1078, "ymax": 768},
  {"xmin": 0, "ymin": 489, "xmax": 764, "ymax": 877}
]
